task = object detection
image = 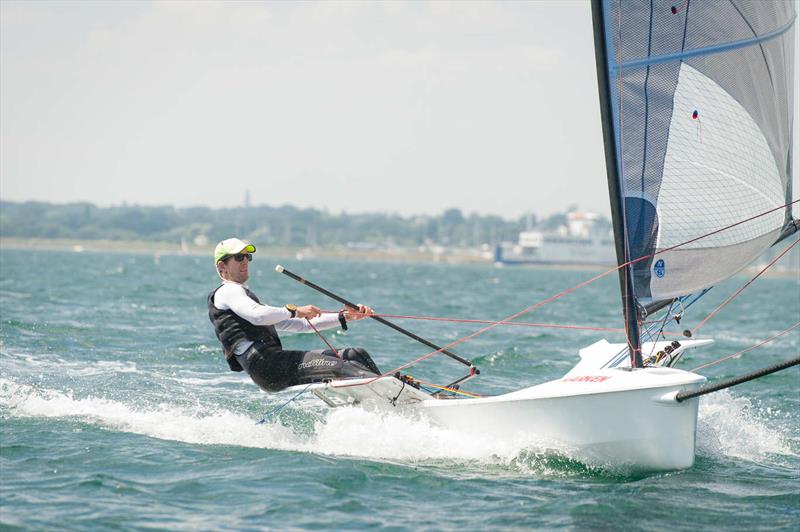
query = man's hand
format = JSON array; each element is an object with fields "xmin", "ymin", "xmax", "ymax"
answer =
[
  {"xmin": 296, "ymin": 305, "xmax": 322, "ymax": 319},
  {"xmin": 344, "ymin": 304, "xmax": 374, "ymax": 321}
]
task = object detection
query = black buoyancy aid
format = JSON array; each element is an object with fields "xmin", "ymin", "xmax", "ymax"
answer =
[{"xmin": 207, "ymin": 285, "xmax": 283, "ymax": 372}]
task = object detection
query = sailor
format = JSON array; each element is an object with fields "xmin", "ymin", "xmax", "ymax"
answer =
[{"xmin": 208, "ymin": 238, "xmax": 381, "ymax": 391}]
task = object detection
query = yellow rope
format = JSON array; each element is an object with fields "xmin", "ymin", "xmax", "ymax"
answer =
[{"xmin": 407, "ymin": 377, "xmax": 481, "ymax": 398}]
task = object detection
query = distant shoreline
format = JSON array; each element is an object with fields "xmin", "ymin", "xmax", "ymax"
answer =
[
  {"xmin": 2, "ymin": 237, "xmax": 797, "ymax": 276},
  {"xmin": 0, "ymin": 237, "xmax": 603, "ymax": 270},
  {"xmin": 0, "ymin": 237, "xmax": 491, "ymax": 265}
]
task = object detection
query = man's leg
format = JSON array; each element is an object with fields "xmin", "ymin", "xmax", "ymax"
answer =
[
  {"xmin": 340, "ymin": 347, "xmax": 381, "ymax": 375},
  {"xmin": 294, "ymin": 349, "xmax": 379, "ymax": 385},
  {"xmin": 238, "ymin": 344, "xmax": 381, "ymax": 391},
  {"xmin": 237, "ymin": 345, "xmax": 305, "ymax": 392}
]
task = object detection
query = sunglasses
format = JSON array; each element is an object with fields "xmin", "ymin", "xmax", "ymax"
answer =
[{"xmin": 225, "ymin": 253, "xmax": 252, "ymax": 262}]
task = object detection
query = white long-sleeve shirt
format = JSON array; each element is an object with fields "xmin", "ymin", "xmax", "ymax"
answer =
[{"xmin": 213, "ymin": 281, "xmax": 341, "ymax": 354}]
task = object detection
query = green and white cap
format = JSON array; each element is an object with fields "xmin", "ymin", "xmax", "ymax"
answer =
[{"xmin": 214, "ymin": 238, "xmax": 256, "ymax": 263}]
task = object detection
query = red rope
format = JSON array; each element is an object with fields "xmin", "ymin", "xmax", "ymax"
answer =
[
  {"xmin": 370, "ymin": 314, "xmax": 626, "ymax": 333},
  {"xmin": 378, "ymin": 204, "xmax": 799, "ymax": 377},
  {"xmin": 331, "ymin": 200, "xmax": 799, "ymax": 387},
  {"xmin": 690, "ymin": 237, "xmax": 800, "ymax": 335},
  {"xmin": 375, "ymin": 269, "xmax": 632, "ymax": 380},
  {"xmin": 306, "ymin": 318, "xmax": 340, "ymax": 358},
  {"xmin": 691, "ymin": 321, "xmax": 800, "ymax": 372},
  {"xmin": 319, "ymin": 310, "xmax": 688, "ymax": 336}
]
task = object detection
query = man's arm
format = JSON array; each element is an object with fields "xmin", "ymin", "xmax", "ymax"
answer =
[
  {"xmin": 214, "ymin": 283, "xmax": 292, "ymax": 326},
  {"xmin": 215, "ymin": 283, "xmax": 343, "ymax": 332},
  {"xmin": 275, "ymin": 313, "xmax": 341, "ymax": 333}
]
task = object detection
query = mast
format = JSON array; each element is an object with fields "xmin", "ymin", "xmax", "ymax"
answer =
[{"xmin": 590, "ymin": 0, "xmax": 643, "ymax": 367}]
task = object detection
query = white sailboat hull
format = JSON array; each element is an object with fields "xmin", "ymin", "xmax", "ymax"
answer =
[
  {"xmin": 297, "ymin": 339, "xmax": 710, "ymax": 471},
  {"xmin": 420, "ymin": 368, "xmax": 705, "ymax": 471}
]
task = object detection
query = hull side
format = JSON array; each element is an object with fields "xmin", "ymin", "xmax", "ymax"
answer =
[{"xmin": 421, "ymin": 370, "xmax": 704, "ymax": 471}]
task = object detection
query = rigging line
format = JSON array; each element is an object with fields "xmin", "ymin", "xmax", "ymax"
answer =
[
  {"xmin": 256, "ymin": 384, "xmax": 313, "ymax": 425},
  {"xmin": 407, "ymin": 378, "xmax": 482, "ymax": 398},
  {"xmin": 691, "ymin": 321, "xmax": 800, "ymax": 372},
  {"xmin": 646, "ymin": 299, "xmax": 676, "ymax": 357},
  {"xmin": 378, "ymin": 202, "xmax": 799, "ymax": 378},
  {"xmin": 690, "ymin": 236, "xmax": 800, "ymax": 335},
  {"xmin": 602, "ymin": 287, "xmax": 713, "ymax": 368},
  {"xmin": 306, "ymin": 318, "xmax": 340, "ymax": 357},
  {"xmin": 452, "ymin": 199, "xmax": 797, "ymax": 340},
  {"xmin": 655, "ymin": 199, "xmax": 798, "ymax": 257},
  {"xmin": 336, "ymin": 201, "xmax": 798, "ymax": 385},
  {"xmin": 605, "ymin": 288, "xmax": 712, "ymax": 369},
  {"xmin": 373, "ymin": 264, "xmax": 639, "ymax": 380},
  {"xmin": 316, "ymin": 310, "xmax": 663, "ymax": 335}
]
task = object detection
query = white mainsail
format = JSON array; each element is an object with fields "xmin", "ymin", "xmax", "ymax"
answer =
[{"xmin": 597, "ymin": 0, "xmax": 796, "ymax": 355}]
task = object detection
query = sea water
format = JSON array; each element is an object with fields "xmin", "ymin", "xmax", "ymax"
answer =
[{"xmin": 1, "ymin": 248, "xmax": 798, "ymax": 530}]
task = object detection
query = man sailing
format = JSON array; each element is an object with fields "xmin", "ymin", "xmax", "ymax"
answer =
[{"xmin": 208, "ymin": 238, "xmax": 381, "ymax": 391}]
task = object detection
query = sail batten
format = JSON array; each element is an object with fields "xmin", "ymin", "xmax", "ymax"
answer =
[{"xmin": 613, "ymin": 15, "xmax": 796, "ymax": 71}]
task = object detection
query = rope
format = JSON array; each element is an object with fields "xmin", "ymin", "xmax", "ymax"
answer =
[
  {"xmin": 317, "ymin": 311, "xmax": 685, "ymax": 335},
  {"xmin": 377, "ymin": 266, "xmax": 629, "ymax": 379},
  {"xmin": 306, "ymin": 317, "xmax": 340, "ymax": 357},
  {"xmin": 331, "ymin": 200, "xmax": 799, "ymax": 388},
  {"xmin": 405, "ymin": 377, "xmax": 482, "ymax": 398},
  {"xmin": 644, "ymin": 299, "xmax": 676, "ymax": 358},
  {"xmin": 256, "ymin": 383, "xmax": 313, "ymax": 425},
  {"xmin": 387, "ymin": 204, "xmax": 800, "ymax": 375},
  {"xmin": 690, "ymin": 237, "xmax": 800, "ymax": 335},
  {"xmin": 691, "ymin": 321, "xmax": 800, "ymax": 372}
]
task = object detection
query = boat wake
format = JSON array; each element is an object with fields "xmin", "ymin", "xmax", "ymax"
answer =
[{"xmin": 1, "ymin": 377, "xmax": 795, "ymax": 473}]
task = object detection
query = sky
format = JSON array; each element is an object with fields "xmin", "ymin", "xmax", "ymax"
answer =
[{"xmin": 1, "ymin": 0, "xmax": 798, "ymax": 220}]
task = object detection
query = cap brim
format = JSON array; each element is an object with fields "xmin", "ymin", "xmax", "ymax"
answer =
[{"xmin": 215, "ymin": 243, "xmax": 256, "ymax": 262}]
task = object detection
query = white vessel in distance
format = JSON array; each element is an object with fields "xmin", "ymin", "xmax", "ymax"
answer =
[{"xmin": 495, "ymin": 211, "xmax": 616, "ymax": 266}]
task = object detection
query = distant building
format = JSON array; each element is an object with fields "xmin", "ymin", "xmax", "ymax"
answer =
[{"xmin": 495, "ymin": 211, "xmax": 615, "ymax": 266}]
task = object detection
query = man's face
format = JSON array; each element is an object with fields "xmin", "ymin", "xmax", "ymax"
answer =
[{"xmin": 218, "ymin": 253, "xmax": 251, "ymax": 283}]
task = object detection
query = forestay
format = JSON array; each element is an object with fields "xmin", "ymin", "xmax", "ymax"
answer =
[{"xmin": 597, "ymin": 0, "xmax": 796, "ymax": 304}]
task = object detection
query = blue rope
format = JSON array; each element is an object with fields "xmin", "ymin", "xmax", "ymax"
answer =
[
  {"xmin": 256, "ymin": 384, "xmax": 313, "ymax": 425},
  {"xmin": 643, "ymin": 300, "xmax": 676, "ymax": 357}
]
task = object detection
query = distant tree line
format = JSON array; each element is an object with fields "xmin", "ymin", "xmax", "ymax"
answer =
[{"xmin": 0, "ymin": 201, "xmax": 607, "ymax": 248}]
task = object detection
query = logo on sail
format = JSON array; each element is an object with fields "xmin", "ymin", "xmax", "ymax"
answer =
[{"xmin": 654, "ymin": 259, "xmax": 666, "ymax": 278}]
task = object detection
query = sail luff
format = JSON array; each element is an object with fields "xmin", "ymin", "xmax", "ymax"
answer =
[{"xmin": 591, "ymin": 0, "xmax": 643, "ymax": 368}]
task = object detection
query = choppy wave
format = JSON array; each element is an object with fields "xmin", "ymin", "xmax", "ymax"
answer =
[
  {"xmin": 697, "ymin": 389, "xmax": 795, "ymax": 460},
  {"xmin": 2, "ymin": 376, "xmax": 794, "ymax": 472},
  {"xmin": 0, "ymin": 378, "xmax": 551, "ymax": 463}
]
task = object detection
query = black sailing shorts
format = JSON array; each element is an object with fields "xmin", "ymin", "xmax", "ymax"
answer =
[{"xmin": 235, "ymin": 342, "xmax": 381, "ymax": 392}]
